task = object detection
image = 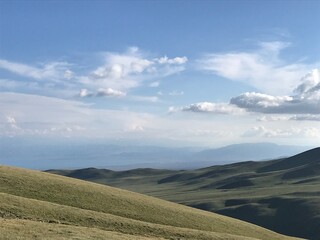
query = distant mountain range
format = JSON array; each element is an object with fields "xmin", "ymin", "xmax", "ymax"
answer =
[
  {"xmin": 190, "ymin": 142, "xmax": 310, "ymax": 167},
  {"xmin": 0, "ymin": 140, "xmax": 312, "ymax": 169},
  {"xmin": 48, "ymin": 147, "xmax": 320, "ymax": 239}
]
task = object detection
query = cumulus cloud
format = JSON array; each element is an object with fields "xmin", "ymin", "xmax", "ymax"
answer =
[
  {"xmin": 156, "ymin": 56, "xmax": 188, "ymax": 65},
  {"xmin": 172, "ymin": 69, "xmax": 320, "ymax": 116},
  {"xmin": 83, "ymin": 48, "xmax": 187, "ymax": 92},
  {"xmin": 294, "ymin": 69, "xmax": 320, "ymax": 98},
  {"xmin": 79, "ymin": 88, "xmax": 126, "ymax": 98},
  {"xmin": 198, "ymin": 41, "xmax": 317, "ymax": 95},
  {"xmin": 230, "ymin": 69, "xmax": 320, "ymax": 114},
  {"xmin": 230, "ymin": 92, "xmax": 296, "ymax": 113},
  {"xmin": 173, "ymin": 102, "xmax": 244, "ymax": 114},
  {"xmin": 231, "ymin": 92, "xmax": 293, "ymax": 109},
  {"xmin": 92, "ymin": 55, "xmax": 152, "ymax": 80},
  {"xmin": 79, "ymin": 89, "xmax": 92, "ymax": 97},
  {"xmin": 97, "ymin": 88, "xmax": 126, "ymax": 97},
  {"xmin": 6, "ymin": 116, "xmax": 16, "ymax": 124}
]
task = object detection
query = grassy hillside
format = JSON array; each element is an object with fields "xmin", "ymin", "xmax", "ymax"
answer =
[
  {"xmin": 0, "ymin": 166, "xmax": 297, "ymax": 240},
  {"xmin": 49, "ymin": 148, "xmax": 320, "ymax": 239}
]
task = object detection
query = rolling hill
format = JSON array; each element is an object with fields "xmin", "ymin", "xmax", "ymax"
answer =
[
  {"xmin": 0, "ymin": 166, "xmax": 298, "ymax": 240},
  {"xmin": 48, "ymin": 147, "xmax": 320, "ymax": 239}
]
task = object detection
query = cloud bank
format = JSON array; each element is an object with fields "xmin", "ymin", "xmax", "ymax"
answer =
[
  {"xmin": 174, "ymin": 69, "xmax": 320, "ymax": 116},
  {"xmin": 231, "ymin": 69, "xmax": 320, "ymax": 114}
]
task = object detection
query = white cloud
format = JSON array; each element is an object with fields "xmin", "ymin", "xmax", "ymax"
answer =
[
  {"xmin": 79, "ymin": 89, "xmax": 92, "ymax": 97},
  {"xmin": 177, "ymin": 102, "xmax": 244, "ymax": 114},
  {"xmin": 0, "ymin": 49, "xmax": 187, "ymax": 102},
  {"xmin": 64, "ymin": 69, "xmax": 73, "ymax": 79},
  {"xmin": 290, "ymin": 115, "xmax": 320, "ymax": 121},
  {"xmin": 79, "ymin": 88, "xmax": 126, "ymax": 98},
  {"xmin": 2, "ymin": 92, "xmax": 320, "ymax": 146},
  {"xmin": 243, "ymin": 125, "xmax": 320, "ymax": 138},
  {"xmin": 294, "ymin": 69, "xmax": 320, "ymax": 98},
  {"xmin": 170, "ymin": 69, "xmax": 320, "ymax": 116},
  {"xmin": 230, "ymin": 69, "xmax": 320, "ymax": 114},
  {"xmin": 5, "ymin": 116, "xmax": 20, "ymax": 133},
  {"xmin": 83, "ymin": 48, "xmax": 187, "ymax": 92},
  {"xmin": 198, "ymin": 41, "xmax": 318, "ymax": 95},
  {"xmin": 230, "ymin": 92, "xmax": 294, "ymax": 112},
  {"xmin": 6, "ymin": 116, "xmax": 16, "ymax": 125},
  {"xmin": 92, "ymin": 54, "xmax": 153, "ymax": 79},
  {"xmin": 256, "ymin": 115, "xmax": 289, "ymax": 122},
  {"xmin": 156, "ymin": 56, "xmax": 188, "ymax": 65},
  {"xmin": 96, "ymin": 88, "xmax": 126, "ymax": 97}
]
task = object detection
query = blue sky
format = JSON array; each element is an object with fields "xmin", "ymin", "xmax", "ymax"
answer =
[{"xmin": 0, "ymin": 0, "xmax": 320, "ymax": 147}]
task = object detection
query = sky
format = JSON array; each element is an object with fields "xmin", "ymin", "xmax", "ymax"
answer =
[{"xmin": 0, "ymin": 0, "xmax": 320, "ymax": 148}]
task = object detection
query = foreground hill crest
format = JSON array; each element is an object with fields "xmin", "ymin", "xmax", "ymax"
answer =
[{"xmin": 0, "ymin": 165, "xmax": 299, "ymax": 240}]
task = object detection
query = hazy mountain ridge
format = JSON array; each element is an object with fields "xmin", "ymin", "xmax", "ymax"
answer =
[
  {"xmin": 48, "ymin": 147, "xmax": 320, "ymax": 239},
  {"xmin": 0, "ymin": 141, "xmax": 310, "ymax": 170}
]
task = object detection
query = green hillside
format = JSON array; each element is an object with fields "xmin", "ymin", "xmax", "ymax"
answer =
[
  {"xmin": 49, "ymin": 148, "xmax": 320, "ymax": 239},
  {"xmin": 0, "ymin": 166, "xmax": 298, "ymax": 240}
]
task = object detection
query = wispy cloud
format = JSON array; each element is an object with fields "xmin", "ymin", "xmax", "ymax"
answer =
[
  {"xmin": 242, "ymin": 125, "xmax": 320, "ymax": 138},
  {"xmin": 0, "ymin": 92, "xmax": 155, "ymax": 137},
  {"xmin": 198, "ymin": 41, "xmax": 318, "ymax": 95},
  {"xmin": 0, "ymin": 59, "xmax": 71, "ymax": 81},
  {"xmin": 0, "ymin": 48, "xmax": 187, "ymax": 102},
  {"xmin": 290, "ymin": 115, "xmax": 320, "ymax": 122}
]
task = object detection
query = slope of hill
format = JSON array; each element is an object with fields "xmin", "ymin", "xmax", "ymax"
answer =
[
  {"xmin": 49, "ymin": 148, "xmax": 320, "ymax": 239},
  {"xmin": 0, "ymin": 166, "xmax": 297, "ymax": 240}
]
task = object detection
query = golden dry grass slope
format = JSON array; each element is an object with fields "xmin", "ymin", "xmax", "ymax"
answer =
[{"xmin": 0, "ymin": 165, "xmax": 301, "ymax": 240}]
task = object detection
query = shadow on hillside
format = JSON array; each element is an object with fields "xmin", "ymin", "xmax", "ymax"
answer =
[{"xmin": 216, "ymin": 197, "xmax": 320, "ymax": 239}]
